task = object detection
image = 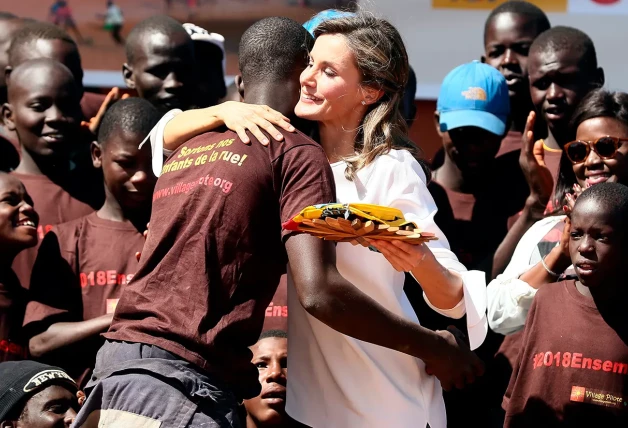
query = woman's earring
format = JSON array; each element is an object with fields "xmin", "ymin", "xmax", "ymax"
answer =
[{"xmin": 361, "ymin": 100, "xmax": 366, "ymax": 105}]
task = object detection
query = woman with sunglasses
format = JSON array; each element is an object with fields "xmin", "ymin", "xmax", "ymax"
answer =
[{"xmin": 488, "ymin": 89, "xmax": 628, "ymax": 335}]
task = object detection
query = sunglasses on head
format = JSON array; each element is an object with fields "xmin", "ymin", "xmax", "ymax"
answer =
[{"xmin": 563, "ymin": 136, "xmax": 628, "ymax": 164}]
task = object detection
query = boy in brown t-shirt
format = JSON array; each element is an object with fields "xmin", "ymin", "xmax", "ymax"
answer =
[
  {"xmin": 23, "ymin": 98, "xmax": 161, "ymax": 386},
  {"xmin": 504, "ymin": 183, "xmax": 628, "ymax": 427},
  {"xmin": 0, "ymin": 172, "xmax": 38, "ymax": 362},
  {"xmin": 2, "ymin": 59, "xmax": 100, "ymax": 288}
]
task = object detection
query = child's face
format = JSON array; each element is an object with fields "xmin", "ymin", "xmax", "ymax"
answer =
[
  {"xmin": 444, "ymin": 126, "xmax": 502, "ymax": 174},
  {"xmin": 571, "ymin": 117, "xmax": 628, "ymax": 188},
  {"xmin": 4, "ymin": 64, "xmax": 81, "ymax": 160},
  {"xmin": 243, "ymin": 337, "xmax": 288, "ymax": 426},
  {"xmin": 0, "ymin": 174, "xmax": 39, "ymax": 251},
  {"xmin": 483, "ymin": 13, "xmax": 541, "ymax": 101},
  {"xmin": 569, "ymin": 199, "xmax": 624, "ymax": 288},
  {"xmin": 124, "ymin": 32, "xmax": 198, "ymax": 113},
  {"xmin": 93, "ymin": 131, "xmax": 157, "ymax": 211},
  {"xmin": 529, "ymin": 48, "xmax": 597, "ymax": 136}
]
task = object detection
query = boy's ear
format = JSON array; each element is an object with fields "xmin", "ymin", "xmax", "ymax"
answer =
[
  {"xmin": 2, "ymin": 103, "xmax": 15, "ymax": 131},
  {"xmin": 235, "ymin": 75, "xmax": 244, "ymax": 100},
  {"xmin": 91, "ymin": 141, "xmax": 103, "ymax": 169},
  {"xmin": 122, "ymin": 63, "xmax": 135, "ymax": 89},
  {"xmin": 1, "ymin": 421, "xmax": 16, "ymax": 427}
]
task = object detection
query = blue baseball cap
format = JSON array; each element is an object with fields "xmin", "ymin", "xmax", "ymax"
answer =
[
  {"xmin": 437, "ymin": 61, "xmax": 510, "ymax": 136},
  {"xmin": 303, "ymin": 10, "xmax": 355, "ymax": 36}
]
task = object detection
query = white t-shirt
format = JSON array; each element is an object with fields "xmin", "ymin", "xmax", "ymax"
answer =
[
  {"xmin": 286, "ymin": 149, "xmax": 487, "ymax": 428},
  {"xmin": 487, "ymin": 215, "xmax": 566, "ymax": 335}
]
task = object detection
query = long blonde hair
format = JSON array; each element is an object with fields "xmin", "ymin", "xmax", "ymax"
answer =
[{"xmin": 314, "ymin": 13, "xmax": 429, "ymax": 181}]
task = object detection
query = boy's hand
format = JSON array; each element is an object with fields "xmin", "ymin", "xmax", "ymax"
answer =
[
  {"xmin": 77, "ymin": 390, "xmax": 86, "ymax": 406},
  {"xmin": 135, "ymin": 223, "xmax": 149, "ymax": 262},
  {"xmin": 519, "ymin": 111, "xmax": 554, "ymax": 216},
  {"xmin": 80, "ymin": 87, "xmax": 129, "ymax": 135},
  {"xmin": 216, "ymin": 101, "xmax": 295, "ymax": 145},
  {"xmin": 424, "ymin": 326, "xmax": 484, "ymax": 391}
]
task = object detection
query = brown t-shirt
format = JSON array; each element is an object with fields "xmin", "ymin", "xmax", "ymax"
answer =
[
  {"xmin": 0, "ymin": 268, "xmax": 28, "ymax": 362},
  {"xmin": 105, "ymin": 129, "xmax": 336, "ymax": 397},
  {"xmin": 263, "ymin": 275, "xmax": 288, "ymax": 332},
  {"xmin": 496, "ymin": 130, "xmax": 523, "ymax": 158},
  {"xmin": 10, "ymin": 173, "xmax": 97, "ymax": 288},
  {"xmin": 23, "ymin": 213, "xmax": 144, "ymax": 384},
  {"xmin": 504, "ymin": 280, "xmax": 628, "ymax": 427}
]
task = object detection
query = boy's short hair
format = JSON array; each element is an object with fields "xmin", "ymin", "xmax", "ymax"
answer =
[
  {"xmin": 239, "ymin": 17, "xmax": 313, "ymax": 84},
  {"xmin": 125, "ymin": 15, "xmax": 189, "ymax": 64},
  {"xmin": 484, "ymin": 1, "xmax": 550, "ymax": 43},
  {"xmin": 97, "ymin": 98, "xmax": 162, "ymax": 146},
  {"xmin": 529, "ymin": 26, "xmax": 598, "ymax": 72},
  {"xmin": 258, "ymin": 329, "xmax": 288, "ymax": 341},
  {"xmin": 575, "ymin": 183, "xmax": 628, "ymax": 230},
  {"xmin": 7, "ymin": 21, "xmax": 77, "ymax": 66}
]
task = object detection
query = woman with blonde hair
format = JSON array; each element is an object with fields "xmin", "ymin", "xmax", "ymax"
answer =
[{"xmin": 148, "ymin": 13, "xmax": 487, "ymax": 427}]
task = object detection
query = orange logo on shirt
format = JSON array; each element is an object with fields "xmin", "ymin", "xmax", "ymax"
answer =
[
  {"xmin": 461, "ymin": 87, "xmax": 487, "ymax": 101},
  {"xmin": 106, "ymin": 299, "xmax": 119, "ymax": 314},
  {"xmin": 571, "ymin": 386, "xmax": 586, "ymax": 402}
]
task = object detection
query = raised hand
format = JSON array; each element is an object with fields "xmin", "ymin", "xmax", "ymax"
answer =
[
  {"xmin": 81, "ymin": 87, "xmax": 129, "ymax": 135},
  {"xmin": 424, "ymin": 326, "xmax": 485, "ymax": 391},
  {"xmin": 519, "ymin": 111, "xmax": 554, "ymax": 214}
]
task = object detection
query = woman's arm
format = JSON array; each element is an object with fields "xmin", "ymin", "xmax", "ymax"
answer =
[
  {"xmin": 369, "ymin": 240, "xmax": 463, "ymax": 310},
  {"xmin": 487, "ymin": 216, "xmax": 567, "ymax": 334},
  {"xmin": 162, "ymin": 102, "xmax": 295, "ymax": 150},
  {"xmin": 29, "ymin": 314, "xmax": 113, "ymax": 358}
]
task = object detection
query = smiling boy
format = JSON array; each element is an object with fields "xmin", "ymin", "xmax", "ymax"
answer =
[{"xmin": 2, "ymin": 59, "xmax": 98, "ymax": 288}]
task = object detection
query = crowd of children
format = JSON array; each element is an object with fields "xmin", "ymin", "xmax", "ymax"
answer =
[{"xmin": 0, "ymin": 1, "xmax": 626, "ymax": 427}]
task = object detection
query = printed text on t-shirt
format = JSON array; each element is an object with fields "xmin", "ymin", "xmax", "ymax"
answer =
[
  {"xmin": 160, "ymin": 138, "xmax": 248, "ymax": 176},
  {"xmin": 80, "ymin": 270, "xmax": 134, "ymax": 287},
  {"xmin": 532, "ymin": 350, "xmax": 627, "ymax": 375}
]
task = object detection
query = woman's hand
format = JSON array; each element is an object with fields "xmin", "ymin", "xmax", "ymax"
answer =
[
  {"xmin": 519, "ymin": 111, "xmax": 554, "ymax": 217},
  {"xmin": 215, "ymin": 101, "xmax": 295, "ymax": 145},
  {"xmin": 367, "ymin": 239, "xmax": 429, "ymax": 272}
]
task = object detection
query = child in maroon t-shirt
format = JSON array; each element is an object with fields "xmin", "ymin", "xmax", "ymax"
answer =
[
  {"xmin": 3, "ymin": 59, "xmax": 101, "ymax": 288},
  {"xmin": 23, "ymin": 98, "xmax": 161, "ymax": 385},
  {"xmin": 504, "ymin": 183, "xmax": 628, "ymax": 427},
  {"xmin": 0, "ymin": 172, "xmax": 39, "ymax": 362}
]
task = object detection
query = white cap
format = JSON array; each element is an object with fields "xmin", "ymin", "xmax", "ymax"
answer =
[{"xmin": 182, "ymin": 23, "xmax": 226, "ymax": 76}]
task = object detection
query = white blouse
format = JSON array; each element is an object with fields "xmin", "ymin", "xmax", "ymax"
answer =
[{"xmin": 286, "ymin": 149, "xmax": 487, "ymax": 428}]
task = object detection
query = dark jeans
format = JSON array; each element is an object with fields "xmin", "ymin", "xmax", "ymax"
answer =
[{"xmin": 72, "ymin": 340, "xmax": 242, "ymax": 428}]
